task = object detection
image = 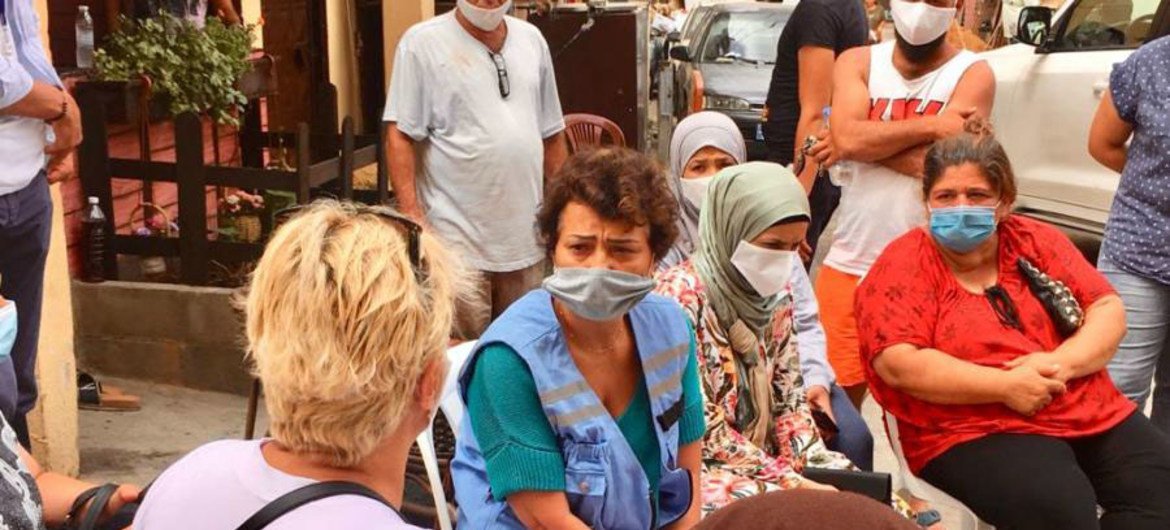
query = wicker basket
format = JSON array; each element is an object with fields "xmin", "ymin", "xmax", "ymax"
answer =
[
  {"xmin": 130, "ymin": 202, "xmax": 173, "ymax": 278},
  {"xmin": 402, "ymin": 412, "xmax": 458, "ymax": 529}
]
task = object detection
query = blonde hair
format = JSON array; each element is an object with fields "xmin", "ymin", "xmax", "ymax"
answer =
[{"xmin": 245, "ymin": 201, "xmax": 460, "ymax": 467}]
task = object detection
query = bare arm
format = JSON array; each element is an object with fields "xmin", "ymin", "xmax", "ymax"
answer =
[
  {"xmin": 830, "ymin": 48, "xmax": 941, "ymax": 162},
  {"xmin": 1007, "ymin": 295, "xmax": 1127, "ymax": 382},
  {"xmin": 20, "ymin": 446, "xmax": 139, "ymax": 526},
  {"xmin": 871, "ymin": 62, "xmax": 995, "ymax": 177},
  {"xmin": 876, "ymin": 144, "xmax": 929, "ymax": 179},
  {"xmin": 794, "ymin": 46, "xmax": 837, "ymax": 191},
  {"xmin": 831, "ymin": 52, "xmax": 994, "ymax": 163},
  {"xmin": 506, "ymin": 491, "xmax": 592, "ymax": 530},
  {"xmin": 544, "ymin": 131, "xmax": 569, "ymax": 182},
  {"xmin": 386, "ymin": 123, "xmax": 424, "ymax": 222},
  {"xmin": 1088, "ymin": 91, "xmax": 1131, "ymax": 174},
  {"xmin": 210, "ymin": 0, "xmax": 242, "ymax": 24},
  {"xmin": 875, "ymin": 343, "xmax": 1065, "ymax": 415},
  {"xmin": 665, "ymin": 441, "xmax": 702, "ymax": 530},
  {"xmin": 0, "ymin": 81, "xmax": 71, "ymax": 121}
]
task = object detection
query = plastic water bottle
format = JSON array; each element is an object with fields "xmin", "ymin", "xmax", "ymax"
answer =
[
  {"xmin": 82, "ymin": 197, "xmax": 107, "ymax": 283},
  {"xmin": 823, "ymin": 106, "xmax": 854, "ymax": 186},
  {"xmin": 76, "ymin": 6, "xmax": 95, "ymax": 69}
]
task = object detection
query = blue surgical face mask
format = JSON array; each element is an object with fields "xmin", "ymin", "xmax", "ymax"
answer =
[
  {"xmin": 0, "ymin": 302, "xmax": 16, "ymax": 360},
  {"xmin": 929, "ymin": 205, "xmax": 998, "ymax": 253}
]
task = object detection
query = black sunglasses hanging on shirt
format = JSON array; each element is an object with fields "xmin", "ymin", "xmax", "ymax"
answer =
[{"xmin": 489, "ymin": 51, "xmax": 510, "ymax": 99}]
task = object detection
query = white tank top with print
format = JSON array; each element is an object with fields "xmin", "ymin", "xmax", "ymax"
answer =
[{"xmin": 824, "ymin": 41, "xmax": 980, "ymax": 277}]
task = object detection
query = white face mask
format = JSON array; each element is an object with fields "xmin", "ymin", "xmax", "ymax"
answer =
[
  {"xmin": 730, "ymin": 241, "xmax": 796, "ymax": 298},
  {"xmin": 457, "ymin": 0, "xmax": 512, "ymax": 31},
  {"xmin": 681, "ymin": 176, "xmax": 713, "ymax": 210},
  {"xmin": 890, "ymin": 0, "xmax": 955, "ymax": 46}
]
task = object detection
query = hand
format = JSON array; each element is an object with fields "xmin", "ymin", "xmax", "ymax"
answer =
[
  {"xmin": 45, "ymin": 91, "xmax": 82, "ymax": 156},
  {"xmin": 1004, "ymin": 352, "xmax": 1073, "ymax": 383},
  {"xmin": 806, "ymin": 130, "xmax": 838, "ymax": 168},
  {"xmin": 798, "ymin": 239, "xmax": 813, "ymax": 264},
  {"xmin": 806, "ymin": 385, "xmax": 835, "ymax": 423},
  {"xmin": 798, "ymin": 478, "xmax": 839, "ymax": 492},
  {"xmin": 98, "ymin": 484, "xmax": 142, "ymax": 523},
  {"xmin": 47, "ymin": 151, "xmax": 76, "ymax": 184},
  {"xmin": 934, "ymin": 107, "xmax": 977, "ymax": 139},
  {"xmin": 1001, "ymin": 364, "xmax": 1067, "ymax": 416}
]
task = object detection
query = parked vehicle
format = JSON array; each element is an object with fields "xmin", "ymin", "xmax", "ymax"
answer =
[
  {"xmin": 983, "ymin": 0, "xmax": 1169, "ymax": 257},
  {"xmin": 666, "ymin": 2, "xmax": 795, "ymax": 160}
]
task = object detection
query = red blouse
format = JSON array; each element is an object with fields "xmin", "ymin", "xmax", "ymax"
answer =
[{"xmin": 856, "ymin": 215, "xmax": 1135, "ymax": 474}]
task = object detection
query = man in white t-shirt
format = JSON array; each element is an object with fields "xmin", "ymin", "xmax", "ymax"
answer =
[
  {"xmin": 385, "ymin": 0, "xmax": 568, "ymax": 339},
  {"xmin": 811, "ymin": 0, "xmax": 995, "ymax": 408}
]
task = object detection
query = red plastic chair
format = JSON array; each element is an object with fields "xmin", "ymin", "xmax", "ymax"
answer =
[{"xmin": 564, "ymin": 113, "xmax": 627, "ymax": 154}]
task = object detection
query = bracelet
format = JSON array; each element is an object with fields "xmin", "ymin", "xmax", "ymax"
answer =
[{"xmin": 46, "ymin": 87, "xmax": 68, "ymax": 124}]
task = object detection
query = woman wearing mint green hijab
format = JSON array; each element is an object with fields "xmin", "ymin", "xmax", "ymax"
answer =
[{"xmin": 654, "ymin": 162, "xmax": 856, "ymax": 514}]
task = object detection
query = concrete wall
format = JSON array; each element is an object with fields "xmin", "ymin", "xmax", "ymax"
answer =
[
  {"xmin": 328, "ymin": 0, "xmax": 364, "ymax": 131},
  {"xmin": 384, "ymin": 0, "xmax": 434, "ymax": 94},
  {"xmin": 30, "ymin": 0, "xmax": 80, "ymax": 476},
  {"xmin": 73, "ymin": 282, "xmax": 252, "ymax": 396}
]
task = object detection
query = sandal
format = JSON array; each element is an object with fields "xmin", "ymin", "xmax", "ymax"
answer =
[
  {"xmin": 916, "ymin": 508, "xmax": 943, "ymax": 528},
  {"xmin": 77, "ymin": 372, "xmax": 141, "ymax": 412}
]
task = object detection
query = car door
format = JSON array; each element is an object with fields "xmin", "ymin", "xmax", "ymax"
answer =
[
  {"xmin": 991, "ymin": 0, "xmax": 1166, "ymax": 231},
  {"xmin": 673, "ymin": 6, "xmax": 715, "ymax": 119}
]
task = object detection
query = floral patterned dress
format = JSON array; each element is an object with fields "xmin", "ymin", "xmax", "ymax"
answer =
[{"xmin": 655, "ymin": 261, "xmax": 853, "ymax": 515}]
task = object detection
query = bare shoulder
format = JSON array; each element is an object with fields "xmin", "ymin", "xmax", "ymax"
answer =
[{"xmin": 958, "ymin": 60, "xmax": 996, "ymax": 88}]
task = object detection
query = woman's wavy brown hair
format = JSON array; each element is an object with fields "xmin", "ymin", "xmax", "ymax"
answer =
[
  {"xmin": 538, "ymin": 147, "xmax": 679, "ymax": 261},
  {"xmin": 923, "ymin": 118, "xmax": 1018, "ymax": 204}
]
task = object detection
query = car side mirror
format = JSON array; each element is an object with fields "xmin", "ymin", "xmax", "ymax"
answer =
[
  {"xmin": 667, "ymin": 30, "xmax": 681, "ymax": 43},
  {"xmin": 669, "ymin": 43, "xmax": 692, "ymax": 61},
  {"xmin": 1017, "ymin": 6, "xmax": 1054, "ymax": 47}
]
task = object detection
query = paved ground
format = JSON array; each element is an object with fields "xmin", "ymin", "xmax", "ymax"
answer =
[{"xmin": 79, "ymin": 375, "xmax": 964, "ymax": 526}]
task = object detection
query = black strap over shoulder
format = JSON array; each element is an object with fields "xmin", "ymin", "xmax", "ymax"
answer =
[
  {"xmin": 235, "ymin": 481, "xmax": 399, "ymax": 530},
  {"xmin": 66, "ymin": 483, "xmax": 121, "ymax": 530}
]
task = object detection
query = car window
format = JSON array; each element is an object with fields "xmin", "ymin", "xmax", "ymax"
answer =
[
  {"xmin": 1056, "ymin": 0, "xmax": 1162, "ymax": 49},
  {"xmin": 698, "ymin": 10, "xmax": 787, "ymax": 64},
  {"xmin": 681, "ymin": 7, "xmax": 712, "ymax": 43}
]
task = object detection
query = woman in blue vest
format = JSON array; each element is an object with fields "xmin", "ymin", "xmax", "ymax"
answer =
[{"xmin": 452, "ymin": 148, "xmax": 705, "ymax": 529}]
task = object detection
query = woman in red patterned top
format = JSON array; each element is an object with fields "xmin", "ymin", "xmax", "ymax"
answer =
[{"xmin": 856, "ymin": 124, "xmax": 1170, "ymax": 530}]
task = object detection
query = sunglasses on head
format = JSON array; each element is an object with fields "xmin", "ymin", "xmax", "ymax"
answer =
[{"xmin": 274, "ymin": 204, "xmax": 427, "ymax": 282}]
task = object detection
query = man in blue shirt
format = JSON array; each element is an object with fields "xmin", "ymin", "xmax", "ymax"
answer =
[{"xmin": 0, "ymin": 0, "xmax": 82, "ymax": 448}]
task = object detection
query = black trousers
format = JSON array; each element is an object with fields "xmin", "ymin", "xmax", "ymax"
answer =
[
  {"xmin": 0, "ymin": 176, "xmax": 52, "ymax": 449},
  {"xmin": 921, "ymin": 412, "xmax": 1170, "ymax": 530}
]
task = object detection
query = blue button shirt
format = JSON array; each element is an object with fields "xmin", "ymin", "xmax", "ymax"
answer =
[
  {"xmin": 1104, "ymin": 35, "xmax": 1170, "ymax": 285},
  {"xmin": 0, "ymin": 0, "xmax": 62, "ymax": 194},
  {"xmin": 0, "ymin": 0, "xmax": 61, "ymax": 107}
]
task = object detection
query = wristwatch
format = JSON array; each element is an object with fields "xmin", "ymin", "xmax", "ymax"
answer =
[{"xmin": 46, "ymin": 86, "xmax": 68, "ymax": 124}]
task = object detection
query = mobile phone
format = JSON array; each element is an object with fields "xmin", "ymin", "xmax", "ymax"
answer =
[{"xmin": 811, "ymin": 408, "xmax": 838, "ymax": 442}]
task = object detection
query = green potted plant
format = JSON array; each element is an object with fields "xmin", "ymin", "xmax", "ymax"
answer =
[{"xmin": 92, "ymin": 13, "xmax": 255, "ymax": 125}]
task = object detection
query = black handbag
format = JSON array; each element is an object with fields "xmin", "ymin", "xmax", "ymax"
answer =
[
  {"xmin": 801, "ymin": 468, "xmax": 893, "ymax": 505},
  {"xmin": 1017, "ymin": 257, "xmax": 1084, "ymax": 337}
]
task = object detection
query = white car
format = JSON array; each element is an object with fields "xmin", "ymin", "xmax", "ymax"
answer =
[{"xmin": 983, "ymin": 0, "xmax": 1169, "ymax": 257}]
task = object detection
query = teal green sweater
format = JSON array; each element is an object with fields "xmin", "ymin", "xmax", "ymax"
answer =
[{"xmin": 466, "ymin": 331, "xmax": 706, "ymax": 502}]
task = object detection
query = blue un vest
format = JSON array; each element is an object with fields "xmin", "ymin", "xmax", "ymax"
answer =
[{"xmin": 452, "ymin": 290, "xmax": 694, "ymax": 529}]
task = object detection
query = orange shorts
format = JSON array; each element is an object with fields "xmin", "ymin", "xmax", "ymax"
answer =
[{"xmin": 814, "ymin": 265, "xmax": 866, "ymax": 387}]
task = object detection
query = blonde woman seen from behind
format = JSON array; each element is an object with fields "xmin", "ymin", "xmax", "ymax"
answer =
[{"xmin": 134, "ymin": 201, "xmax": 462, "ymax": 529}]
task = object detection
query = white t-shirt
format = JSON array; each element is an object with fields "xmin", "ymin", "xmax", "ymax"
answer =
[
  {"xmin": 384, "ymin": 13, "xmax": 565, "ymax": 272},
  {"xmin": 133, "ymin": 439, "xmax": 420, "ymax": 530},
  {"xmin": 823, "ymin": 42, "xmax": 980, "ymax": 277}
]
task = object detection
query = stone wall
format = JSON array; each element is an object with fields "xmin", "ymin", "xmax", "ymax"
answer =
[{"xmin": 72, "ymin": 282, "xmax": 252, "ymax": 396}]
